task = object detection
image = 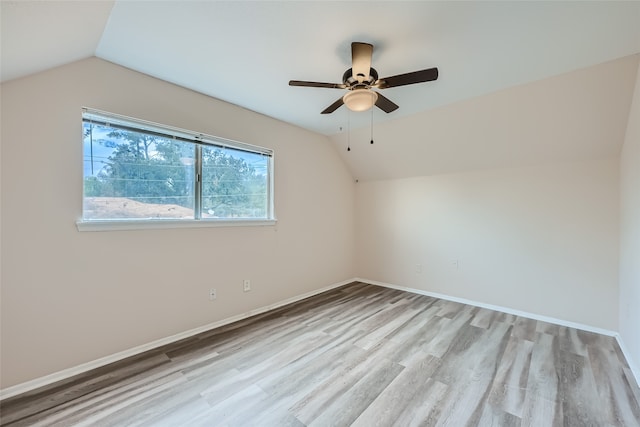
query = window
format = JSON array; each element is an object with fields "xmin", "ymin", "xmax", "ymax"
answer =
[{"xmin": 80, "ymin": 109, "xmax": 274, "ymax": 229}]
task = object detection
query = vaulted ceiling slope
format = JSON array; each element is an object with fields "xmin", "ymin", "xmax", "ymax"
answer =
[{"xmin": 2, "ymin": 1, "xmax": 640, "ymax": 138}]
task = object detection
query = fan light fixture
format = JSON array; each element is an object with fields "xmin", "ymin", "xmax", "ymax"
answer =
[{"xmin": 343, "ymin": 89, "xmax": 378, "ymax": 112}]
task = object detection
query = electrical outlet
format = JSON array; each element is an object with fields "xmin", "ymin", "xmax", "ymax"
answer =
[
  {"xmin": 209, "ymin": 288, "xmax": 217, "ymax": 300},
  {"xmin": 452, "ymin": 259, "xmax": 459, "ymax": 270},
  {"xmin": 416, "ymin": 264, "xmax": 422, "ymax": 273},
  {"xmin": 243, "ymin": 279, "xmax": 251, "ymax": 292}
]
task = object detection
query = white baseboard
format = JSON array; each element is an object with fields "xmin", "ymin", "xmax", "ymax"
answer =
[
  {"xmin": 615, "ymin": 334, "xmax": 640, "ymax": 390},
  {"xmin": 0, "ymin": 278, "xmax": 356, "ymax": 401},
  {"xmin": 356, "ymin": 278, "xmax": 617, "ymax": 336}
]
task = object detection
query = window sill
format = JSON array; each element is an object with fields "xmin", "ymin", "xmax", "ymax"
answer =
[{"xmin": 76, "ymin": 218, "xmax": 277, "ymax": 232}]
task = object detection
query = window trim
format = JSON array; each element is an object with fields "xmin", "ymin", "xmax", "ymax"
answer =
[
  {"xmin": 76, "ymin": 218, "xmax": 277, "ymax": 232},
  {"xmin": 78, "ymin": 108, "xmax": 275, "ymax": 230}
]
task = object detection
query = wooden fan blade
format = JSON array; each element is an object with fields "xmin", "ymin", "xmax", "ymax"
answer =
[
  {"xmin": 351, "ymin": 42, "xmax": 373, "ymax": 82},
  {"xmin": 289, "ymin": 80, "xmax": 347, "ymax": 89},
  {"xmin": 321, "ymin": 97, "xmax": 345, "ymax": 114},
  {"xmin": 374, "ymin": 92, "xmax": 399, "ymax": 113},
  {"xmin": 375, "ymin": 67, "xmax": 438, "ymax": 89}
]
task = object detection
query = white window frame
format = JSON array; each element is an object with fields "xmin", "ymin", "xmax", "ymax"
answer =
[{"xmin": 77, "ymin": 108, "xmax": 276, "ymax": 231}]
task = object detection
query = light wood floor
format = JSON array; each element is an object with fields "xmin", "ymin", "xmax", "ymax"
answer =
[{"xmin": 1, "ymin": 282, "xmax": 639, "ymax": 426}]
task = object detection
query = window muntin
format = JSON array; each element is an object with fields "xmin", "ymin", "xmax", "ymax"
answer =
[{"xmin": 82, "ymin": 109, "xmax": 273, "ymax": 223}]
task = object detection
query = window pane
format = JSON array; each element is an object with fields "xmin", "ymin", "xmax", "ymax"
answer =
[
  {"xmin": 83, "ymin": 123, "xmax": 196, "ymax": 220},
  {"xmin": 201, "ymin": 146, "xmax": 269, "ymax": 219}
]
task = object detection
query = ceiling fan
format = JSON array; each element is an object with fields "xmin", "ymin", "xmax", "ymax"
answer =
[{"xmin": 289, "ymin": 42, "xmax": 439, "ymax": 114}]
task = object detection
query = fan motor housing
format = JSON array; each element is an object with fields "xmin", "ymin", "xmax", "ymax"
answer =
[{"xmin": 343, "ymin": 67, "xmax": 379, "ymax": 88}]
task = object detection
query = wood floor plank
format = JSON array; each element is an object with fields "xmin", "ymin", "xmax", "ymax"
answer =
[
  {"xmin": 0, "ymin": 352, "xmax": 173, "ymax": 426},
  {"xmin": 470, "ymin": 307, "xmax": 498, "ymax": 329},
  {"xmin": 558, "ymin": 326, "xmax": 589, "ymax": 357},
  {"xmin": 201, "ymin": 330, "xmax": 333, "ymax": 407},
  {"xmin": 288, "ymin": 339, "xmax": 406, "ymax": 424},
  {"xmin": 536, "ymin": 320, "xmax": 562, "ymax": 336},
  {"xmin": 353, "ymin": 301, "xmax": 421, "ymax": 350},
  {"xmin": 1, "ymin": 281, "xmax": 638, "ymax": 426},
  {"xmin": 521, "ymin": 332, "xmax": 564, "ymax": 426},
  {"xmin": 586, "ymin": 341, "xmax": 640, "ymax": 426},
  {"xmin": 435, "ymin": 300, "xmax": 467, "ymax": 319},
  {"xmin": 385, "ymin": 303, "xmax": 441, "ymax": 345},
  {"xmin": 477, "ymin": 404, "xmax": 522, "ymax": 426},
  {"xmin": 557, "ymin": 349, "xmax": 606, "ymax": 426},
  {"xmin": 420, "ymin": 308, "xmax": 474, "ymax": 358},
  {"xmin": 511, "ymin": 317, "xmax": 537, "ymax": 342},
  {"xmin": 258, "ymin": 335, "xmax": 369, "ymax": 404},
  {"xmin": 350, "ymin": 355, "xmax": 445, "ymax": 426},
  {"xmin": 430, "ymin": 322, "xmax": 513, "ymax": 426},
  {"xmin": 488, "ymin": 336, "xmax": 533, "ymax": 417},
  {"xmin": 306, "ymin": 358, "xmax": 404, "ymax": 427}
]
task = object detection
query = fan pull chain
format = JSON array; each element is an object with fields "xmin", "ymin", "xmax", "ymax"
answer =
[
  {"xmin": 370, "ymin": 106, "xmax": 374, "ymax": 144},
  {"xmin": 347, "ymin": 111, "xmax": 351, "ymax": 151}
]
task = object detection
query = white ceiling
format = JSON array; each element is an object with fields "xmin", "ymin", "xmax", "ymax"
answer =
[{"xmin": 2, "ymin": 1, "xmax": 640, "ymax": 138}]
